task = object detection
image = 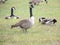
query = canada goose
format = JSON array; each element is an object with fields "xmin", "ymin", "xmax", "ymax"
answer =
[
  {"xmin": 11, "ymin": 5, "xmax": 34, "ymax": 32},
  {"xmin": 39, "ymin": 17, "xmax": 57, "ymax": 25},
  {"xmin": 29, "ymin": 0, "xmax": 48, "ymax": 7},
  {"xmin": 5, "ymin": 7, "xmax": 19, "ymax": 19},
  {"xmin": 0, "ymin": 0, "xmax": 7, "ymax": 3}
]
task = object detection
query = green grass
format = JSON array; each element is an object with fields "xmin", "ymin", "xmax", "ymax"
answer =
[{"xmin": 0, "ymin": 0, "xmax": 60, "ymax": 45}]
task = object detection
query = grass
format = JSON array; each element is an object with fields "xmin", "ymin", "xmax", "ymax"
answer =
[{"xmin": 0, "ymin": 0, "xmax": 60, "ymax": 45}]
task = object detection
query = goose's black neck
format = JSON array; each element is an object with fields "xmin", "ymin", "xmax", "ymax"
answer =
[
  {"xmin": 11, "ymin": 7, "xmax": 14, "ymax": 16},
  {"xmin": 30, "ymin": 7, "xmax": 33, "ymax": 17}
]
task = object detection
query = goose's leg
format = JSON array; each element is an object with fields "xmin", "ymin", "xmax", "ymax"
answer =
[
  {"xmin": 22, "ymin": 29, "xmax": 27, "ymax": 33},
  {"xmin": 25, "ymin": 29, "xmax": 27, "ymax": 32},
  {"xmin": 22, "ymin": 28, "xmax": 27, "ymax": 33}
]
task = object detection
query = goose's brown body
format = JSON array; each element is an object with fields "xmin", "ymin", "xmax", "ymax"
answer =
[{"xmin": 11, "ymin": 19, "xmax": 32, "ymax": 30}]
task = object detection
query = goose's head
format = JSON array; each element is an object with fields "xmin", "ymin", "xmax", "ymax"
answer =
[
  {"xmin": 52, "ymin": 19, "xmax": 57, "ymax": 24},
  {"xmin": 11, "ymin": 7, "xmax": 16, "ymax": 10},
  {"xmin": 39, "ymin": 17, "xmax": 46, "ymax": 22}
]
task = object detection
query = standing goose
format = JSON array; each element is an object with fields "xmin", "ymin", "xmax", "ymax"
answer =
[
  {"xmin": 5, "ymin": 7, "xmax": 19, "ymax": 19},
  {"xmin": 11, "ymin": 5, "xmax": 34, "ymax": 32}
]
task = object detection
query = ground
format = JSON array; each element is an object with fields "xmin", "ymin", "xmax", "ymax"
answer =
[{"xmin": 0, "ymin": 0, "xmax": 60, "ymax": 45}]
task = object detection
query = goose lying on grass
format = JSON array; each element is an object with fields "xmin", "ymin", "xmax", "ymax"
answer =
[
  {"xmin": 5, "ymin": 7, "xmax": 19, "ymax": 19},
  {"xmin": 39, "ymin": 17, "xmax": 57, "ymax": 25}
]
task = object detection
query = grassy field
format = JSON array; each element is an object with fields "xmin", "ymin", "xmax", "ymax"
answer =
[{"xmin": 0, "ymin": 0, "xmax": 60, "ymax": 45}]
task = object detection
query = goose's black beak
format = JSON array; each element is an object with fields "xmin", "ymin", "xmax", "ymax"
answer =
[{"xmin": 11, "ymin": 25, "xmax": 14, "ymax": 29}]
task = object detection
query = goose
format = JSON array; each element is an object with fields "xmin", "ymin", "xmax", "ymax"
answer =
[
  {"xmin": 39, "ymin": 17, "xmax": 57, "ymax": 25},
  {"xmin": 11, "ymin": 5, "xmax": 34, "ymax": 32},
  {"xmin": 29, "ymin": 0, "xmax": 48, "ymax": 7},
  {"xmin": 0, "ymin": 0, "xmax": 7, "ymax": 3},
  {"xmin": 5, "ymin": 7, "xmax": 19, "ymax": 19}
]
